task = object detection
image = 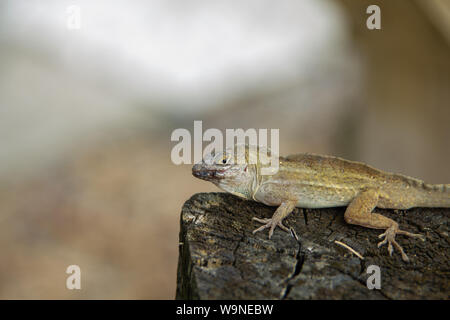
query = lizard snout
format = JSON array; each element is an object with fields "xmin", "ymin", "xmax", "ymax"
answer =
[
  {"xmin": 192, "ymin": 163, "xmax": 203, "ymax": 176},
  {"xmin": 192, "ymin": 163, "xmax": 210, "ymax": 180},
  {"xmin": 192, "ymin": 163, "xmax": 222, "ymax": 181}
]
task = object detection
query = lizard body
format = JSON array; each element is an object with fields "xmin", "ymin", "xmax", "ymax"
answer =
[{"xmin": 192, "ymin": 145, "xmax": 450, "ymax": 262}]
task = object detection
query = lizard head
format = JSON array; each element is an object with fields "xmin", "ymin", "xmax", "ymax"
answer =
[{"xmin": 192, "ymin": 145, "xmax": 260, "ymax": 199}]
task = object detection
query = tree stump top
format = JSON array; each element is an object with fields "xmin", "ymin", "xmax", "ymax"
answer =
[{"xmin": 176, "ymin": 193, "xmax": 449, "ymax": 299}]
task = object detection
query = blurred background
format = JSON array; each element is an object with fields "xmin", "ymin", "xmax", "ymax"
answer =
[{"xmin": 0, "ymin": 0, "xmax": 448, "ymax": 298}]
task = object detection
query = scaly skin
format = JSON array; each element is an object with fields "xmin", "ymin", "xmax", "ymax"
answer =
[{"xmin": 192, "ymin": 145, "xmax": 450, "ymax": 262}]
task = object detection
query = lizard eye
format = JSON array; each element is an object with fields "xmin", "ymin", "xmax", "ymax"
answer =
[{"xmin": 222, "ymin": 158, "xmax": 227, "ymax": 164}]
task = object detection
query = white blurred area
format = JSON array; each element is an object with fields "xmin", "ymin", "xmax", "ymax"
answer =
[
  {"xmin": 0, "ymin": 0, "xmax": 353, "ymax": 179},
  {"xmin": 0, "ymin": 0, "xmax": 359, "ymax": 299}
]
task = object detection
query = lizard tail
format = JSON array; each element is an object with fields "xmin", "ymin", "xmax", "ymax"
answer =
[{"xmin": 416, "ymin": 183, "xmax": 450, "ymax": 208}]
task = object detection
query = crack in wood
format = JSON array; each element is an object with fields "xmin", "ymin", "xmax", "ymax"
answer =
[{"xmin": 281, "ymin": 234, "xmax": 306, "ymax": 299}]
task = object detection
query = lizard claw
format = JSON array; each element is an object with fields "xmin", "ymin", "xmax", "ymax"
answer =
[
  {"xmin": 377, "ymin": 226, "xmax": 425, "ymax": 262},
  {"xmin": 252, "ymin": 217, "xmax": 290, "ymax": 239}
]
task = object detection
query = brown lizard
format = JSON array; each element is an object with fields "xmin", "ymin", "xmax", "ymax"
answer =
[{"xmin": 192, "ymin": 144, "xmax": 450, "ymax": 262}]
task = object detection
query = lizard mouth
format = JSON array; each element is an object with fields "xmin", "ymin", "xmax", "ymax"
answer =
[{"xmin": 192, "ymin": 165, "xmax": 225, "ymax": 181}]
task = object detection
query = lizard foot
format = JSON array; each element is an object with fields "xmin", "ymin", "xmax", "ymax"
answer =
[
  {"xmin": 377, "ymin": 226, "xmax": 425, "ymax": 262},
  {"xmin": 252, "ymin": 217, "xmax": 290, "ymax": 239}
]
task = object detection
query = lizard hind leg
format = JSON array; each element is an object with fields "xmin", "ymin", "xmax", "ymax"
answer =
[{"xmin": 344, "ymin": 189, "xmax": 424, "ymax": 262}]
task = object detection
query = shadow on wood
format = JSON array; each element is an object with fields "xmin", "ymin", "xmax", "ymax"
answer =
[{"xmin": 176, "ymin": 193, "xmax": 449, "ymax": 299}]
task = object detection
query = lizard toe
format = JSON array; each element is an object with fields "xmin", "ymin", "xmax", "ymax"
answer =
[
  {"xmin": 252, "ymin": 223, "xmax": 270, "ymax": 235},
  {"xmin": 252, "ymin": 220, "xmax": 276, "ymax": 238},
  {"xmin": 397, "ymin": 229, "xmax": 425, "ymax": 241},
  {"xmin": 390, "ymin": 238, "xmax": 409, "ymax": 262},
  {"xmin": 277, "ymin": 221, "xmax": 290, "ymax": 233},
  {"xmin": 252, "ymin": 217, "xmax": 271, "ymax": 224}
]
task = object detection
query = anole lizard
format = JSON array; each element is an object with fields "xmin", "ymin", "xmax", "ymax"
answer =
[{"xmin": 192, "ymin": 145, "xmax": 450, "ymax": 262}]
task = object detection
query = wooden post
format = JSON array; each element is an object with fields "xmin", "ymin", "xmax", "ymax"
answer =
[{"xmin": 177, "ymin": 193, "xmax": 449, "ymax": 299}]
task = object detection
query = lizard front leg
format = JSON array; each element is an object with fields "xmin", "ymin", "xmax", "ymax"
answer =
[
  {"xmin": 252, "ymin": 200, "xmax": 297, "ymax": 239},
  {"xmin": 344, "ymin": 189, "xmax": 424, "ymax": 262}
]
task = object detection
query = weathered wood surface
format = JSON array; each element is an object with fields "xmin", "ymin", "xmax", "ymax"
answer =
[{"xmin": 176, "ymin": 193, "xmax": 449, "ymax": 299}]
